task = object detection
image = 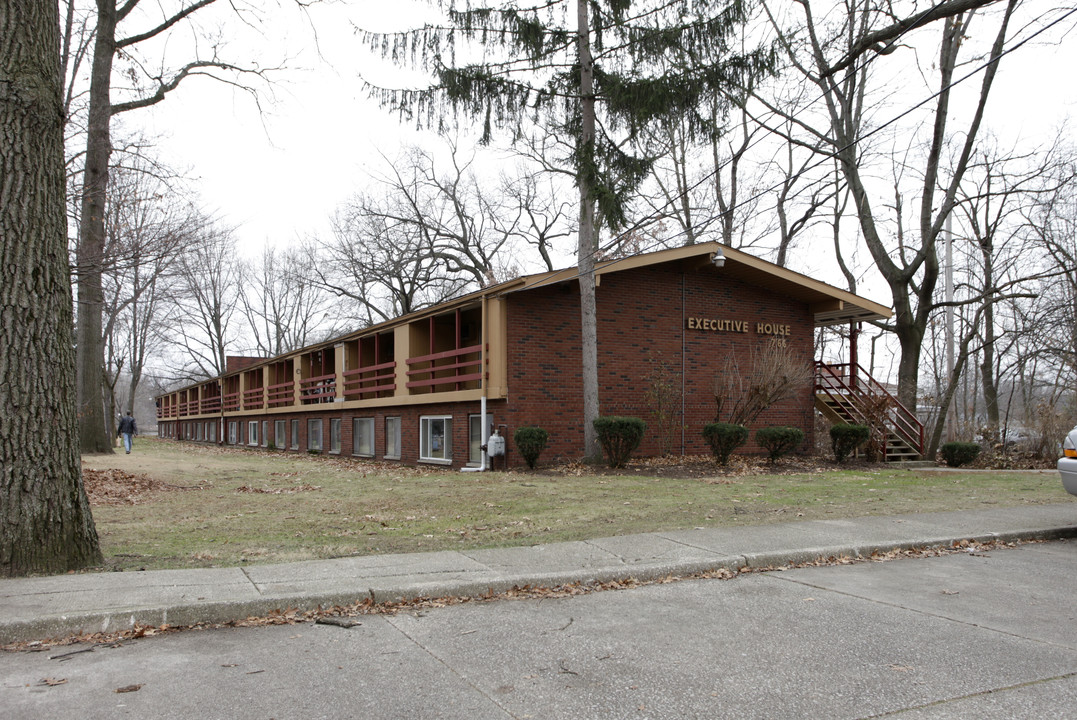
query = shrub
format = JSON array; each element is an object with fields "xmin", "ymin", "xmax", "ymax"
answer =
[
  {"xmin": 513, "ymin": 426, "xmax": 549, "ymax": 469},
  {"xmin": 830, "ymin": 424, "xmax": 870, "ymax": 463},
  {"xmin": 702, "ymin": 422, "xmax": 748, "ymax": 465},
  {"xmin": 756, "ymin": 426, "xmax": 805, "ymax": 462},
  {"xmin": 940, "ymin": 441, "xmax": 981, "ymax": 467},
  {"xmin": 593, "ymin": 416, "xmax": 646, "ymax": 468}
]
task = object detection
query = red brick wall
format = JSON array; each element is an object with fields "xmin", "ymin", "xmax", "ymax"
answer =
[{"xmin": 502, "ymin": 263, "xmax": 816, "ymax": 463}]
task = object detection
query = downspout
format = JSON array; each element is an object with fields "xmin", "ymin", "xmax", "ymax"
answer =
[{"xmin": 681, "ymin": 271, "xmax": 686, "ymax": 455}]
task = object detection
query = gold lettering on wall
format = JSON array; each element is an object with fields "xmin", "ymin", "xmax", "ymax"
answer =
[{"xmin": 686, "ymin": 318, "xmax": 792, "ymax": 336}]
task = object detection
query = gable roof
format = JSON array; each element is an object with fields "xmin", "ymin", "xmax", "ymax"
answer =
[{"xmin": 500, "ymin": 242, "xmax": 890, "ymax": 327}]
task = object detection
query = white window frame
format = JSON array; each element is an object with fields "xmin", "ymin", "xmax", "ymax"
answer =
[
  {"xmin": 419, "ymin": 415, "xmax": 452, "ymax": 464},
  {"xmin": 384, "ymin": 417, "xmax": 401, "ymax": 460},
  {"xmin": 228, "ymin": 421, "xmax": 237, "ymax": 445},
  {"xmin": 248, "ymin": 420, "xmax": 259, "ymax": 446},
  {"xmin": 261, "ymin": 420, "xmax": 269, "ymax": 447},
  {"xmin": 330, "ymin": 417, "xmax": 342, "ymax": 454},
  {"xmin": 208, "ymin": 422, "xmax": 217, "ymax": 443},
  {"xmin": 275, "ymin": 420, "xmax": 286, "ymax": 449},
  {"xmin": 290, "ymin": 419, "xmax": 300, "ymax": 450},
  {"xmin": 353, "ymin": 417, "xmax": 375, "ymax": 457},
  {"xmin": 308, "ymin": 418, "xmax": 323, "ymax": 452}
]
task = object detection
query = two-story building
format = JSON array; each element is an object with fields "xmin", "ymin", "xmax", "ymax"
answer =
[{"xmin": 156, "ymin": 242, "xmax": 902, "ymax": 468}]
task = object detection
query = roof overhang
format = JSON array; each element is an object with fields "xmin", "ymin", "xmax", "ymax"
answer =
[{"xmin": 504, "ymin": 242, "xmax": 890, "ymax": 327}]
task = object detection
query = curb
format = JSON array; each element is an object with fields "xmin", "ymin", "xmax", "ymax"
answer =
[{"xmin": 5, "ymin": 525, "xmax": 1075, "ymax": 646}]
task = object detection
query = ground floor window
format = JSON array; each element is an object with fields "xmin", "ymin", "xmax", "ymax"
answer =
[
  {"xmin": 196, "ymin": 423, "xmax": 204, "ymax": 442},
  {"xmin": 208, "ymin": 422, "xmax": 217, "ymax": 443},
  {"xmin": 385, "ymin": 417, "xmax": 401, "ymax": 460},
  {"xmin": 228, "ymin": 421, "xmax": 237, "ymax": 445},
  {"xmin": 248, "ymin": 420, "xmax": 259, "ymax": 446},
  {"xmin": 290, "ymin": 419, "xmax": 300, "ymax": 450},
  {"xmin": 262, "ymin": 420, "xmax": 269, "ymax": 447},
  {"xmin": 420, "ymin": 416, "xmax": 452, "ymax": 463},
  {"xmin": 274, "ymin": 420, "xmax": 286, "ymax": 449},
  {"xmin": 308, "ymin": 419, "xmax": 323, "ymax": 452},
  {"xmin": 353, "ymin": 417, "xmax": 374, "ymax": 457},
  {"xmin": 330, "ymin": 418, "xmax": 342, "ymax": 454}
]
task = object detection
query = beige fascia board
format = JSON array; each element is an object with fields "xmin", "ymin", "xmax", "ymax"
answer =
[{"xmin": 171, "ymin": 388, "xmax": 500, "ymax": 420}]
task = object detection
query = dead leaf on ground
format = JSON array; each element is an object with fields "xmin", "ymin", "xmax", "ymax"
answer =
[
  {"xmin": 115, "ymin": 684, "xmax": 143, "ymax": 693},
  {"xmin": 39, "ymin": 677, "xmax": 67, "ymax": 686}
]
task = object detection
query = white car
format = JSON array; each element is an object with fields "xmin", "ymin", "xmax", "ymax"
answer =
[{"xmin": 1060, "ymin": 425, "xmax": 1077, "ymax": 497}]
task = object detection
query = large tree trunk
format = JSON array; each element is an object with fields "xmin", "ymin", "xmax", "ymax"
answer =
[
  {"xmin": 75, "ymin": 0, "xmax": 118, "ymax": 454},
  {"xmin": 0, "ymin": 0, "xmax": 103, "ymax": 576},
  {"xmin": 576, "ymin": 0, "xmax": 600, "ymax": 460}
]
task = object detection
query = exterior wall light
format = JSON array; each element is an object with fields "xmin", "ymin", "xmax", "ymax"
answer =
[{"xmin": 711, "ymin": 247, "xmax": 725, "ymax": 268}]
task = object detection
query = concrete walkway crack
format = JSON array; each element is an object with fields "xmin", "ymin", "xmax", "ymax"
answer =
[
  {"xmin": 858, "ymin": 671, "xmax": 1077, "ymax": 718},
  {"xmin": 770, "ymin": 573, "xmax": 1077, "ymax": 653},
  {"xmin": 383, "ymin": 615, "xmax": 519, "ymax": 718}
]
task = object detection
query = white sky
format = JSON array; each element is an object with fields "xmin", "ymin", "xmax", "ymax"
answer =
[{"xmin": 131, "ymin": 0, "xmax": 1077, "ymax": 290}]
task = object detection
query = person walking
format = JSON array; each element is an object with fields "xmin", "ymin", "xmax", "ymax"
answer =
[{"xmin": 117, "ymin": 412, "xmax": 138, "ymax": 454}]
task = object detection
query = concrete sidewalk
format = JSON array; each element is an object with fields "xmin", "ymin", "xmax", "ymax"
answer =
[{"xmin": 3, "ymin": 503, "xmax": 1075, "ymax": 645}]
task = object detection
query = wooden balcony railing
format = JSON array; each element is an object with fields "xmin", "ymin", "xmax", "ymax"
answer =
[
  {"xmin": 300, "ymin": 373, "xmax": 337, "ymax": 404},
  {"xmin": 343, "ymin": 361, "xmax": 396, "ymax": 400},
  {"xmin": 267, "ymin": 380, "xmax": 295, "ymax": 407},
  {"xmin": 200, "ymin": 396, "xmax": 222, "ymax": 414},
  {"xmin": 243, "ymin": 387, "xmax": 265, "ymax": 410},
  {"xmin": 222, "ymin": 391, "xmax": 240, "ymax": 412},
  {"xmin": 406, "ymin": 344, "xmax": 482, "ymax": 392}
]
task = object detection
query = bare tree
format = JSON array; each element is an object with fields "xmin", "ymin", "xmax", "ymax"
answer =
[
  {"xmin": 1, "ymin": 0, "xmax": 102, "ymax": 575},
  {"xmin": 74, "ymin": 0, "xmax": 278, "ymax": 452},
  {"xmin": 170, "ymin": 223, "xmax": 243, "ymax": 380},
  {"xmin": 100, "ymin": 160, "xmax": 197, "ymax": 435},
  {"xmin": 758, "ymin": 0, "xmax": 1018, "ymax": 413},
  {"xmin": 313, "ymin": 196, "xmax": 471, "ymax": 327},
  {"xmin": 241, "ymin": 247, "xmax": 340, "ymax": 357}
]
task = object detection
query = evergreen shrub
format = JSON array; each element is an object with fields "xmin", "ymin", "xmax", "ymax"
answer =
[
  {"xmin": 940, "ymin": 441, "xmax": 980, "ymax": 467},
  {"xmin": 756, "ymin": 426, "xmax": 805, "ymax": 461},
  {"xmin": 830, "ymin": 424, "xmax": 870, "ymax": 463},
  {"xmin": 702, "ymin": 422, "xmax": 748, "ymax": 465},
  {"xmin": 593, "ymin": 416, "xmax": 646, "ymax": 468},
  {"xmin": 513, "ymin": 426, "xmax": 549, "ymax": 469}
]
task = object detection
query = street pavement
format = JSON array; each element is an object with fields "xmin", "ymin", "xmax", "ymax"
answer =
[{"xmin": 1, "ymin": 507, "xmax": 1076, "ymax": 718}]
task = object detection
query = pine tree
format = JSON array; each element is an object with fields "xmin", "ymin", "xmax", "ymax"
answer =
[{"xmin": 364, "ymin": 0, "xmax": 773, "ymax": 458}]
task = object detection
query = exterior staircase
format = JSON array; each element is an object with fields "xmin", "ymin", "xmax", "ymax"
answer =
[{"xmin": 814, "ymin": 361, "xmax": 924, "ymax": 462}]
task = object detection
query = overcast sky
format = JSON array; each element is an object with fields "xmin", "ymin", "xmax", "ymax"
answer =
[{"xmin": 130, "ymin": 0, "xmax": 1077, "ymax": 285}]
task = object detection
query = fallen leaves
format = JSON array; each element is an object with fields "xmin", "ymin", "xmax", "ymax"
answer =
[
  {"xmin": 235, "ymin": 484, "xmax": 322, "ymax": 494},
  {"xmin": 82, "ymin": 468, "xmax": 199, "ymax": 506},
  {"xmin": 114, "ymin": 684, "xmax": 143, "ymax": 693}
]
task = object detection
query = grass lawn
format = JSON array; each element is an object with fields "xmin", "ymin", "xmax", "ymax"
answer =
[{"xmin": 81, "ymin": 438, "xmax": 1070, "ymax": 572}]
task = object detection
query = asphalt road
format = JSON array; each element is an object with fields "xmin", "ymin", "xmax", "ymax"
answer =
[{"xmin": 4, "ymin": 539, "xmax": 1076, "ymax": 719}]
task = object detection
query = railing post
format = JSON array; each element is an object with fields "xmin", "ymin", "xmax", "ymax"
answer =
[{"xmin": 849, "ymin": 322, "xmax": 859, "ymax": 391}]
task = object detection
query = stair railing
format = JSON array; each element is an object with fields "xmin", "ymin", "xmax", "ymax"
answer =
[{"xmin": 814, "ymin": 361, "xmax": 924, "ymax": 458}]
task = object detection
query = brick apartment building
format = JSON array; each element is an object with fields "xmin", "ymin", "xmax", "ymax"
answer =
[{"xmin": 156, "ymin": 243, "xmax": 897, "ymax": 468}]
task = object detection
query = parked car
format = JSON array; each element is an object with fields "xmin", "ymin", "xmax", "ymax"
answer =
[{"xmin": 1060, "ymin": 425, "xmax": 1077, "ymax": 497}]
